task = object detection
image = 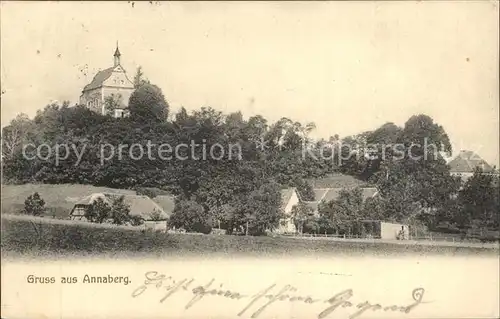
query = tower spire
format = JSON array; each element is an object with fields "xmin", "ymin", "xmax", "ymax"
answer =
[{"xmin": 114, "ymin": 41, "xmax": 121, "ymax": 66}]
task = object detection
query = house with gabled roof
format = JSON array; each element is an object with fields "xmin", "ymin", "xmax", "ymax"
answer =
[
  {"xmin": 79, "ymin": 43, "xmax": 135, "ymax": 118},
  {"xmin": 448, "ymin": 150, "xmax": 496, "ymax": 182},
  {"xmin": 276, "ymin": 174, "xmax": 380, "ymax": 234},
  {"xmin": 69, "ymin": 193, "xmax": 173, "ymax": 231}
]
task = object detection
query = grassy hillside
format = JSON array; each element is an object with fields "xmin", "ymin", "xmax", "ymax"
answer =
[
  {"xmin": 1, "ymin": 183, "xmax": 137, "ymax": 218},
  {"xmin": 2, "ymin": 215, "xmax": 497, "ymax": 259}
]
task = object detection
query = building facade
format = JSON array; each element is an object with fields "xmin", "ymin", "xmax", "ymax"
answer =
[
  {"xmin": 275, "ymin": 188, "xmax": 300, "ymax": 234},
  {"xmin": 79, "ymin": 45, "xmax": 135, "ymax": 118}
]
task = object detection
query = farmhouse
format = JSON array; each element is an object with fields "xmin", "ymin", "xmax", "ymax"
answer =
[
  {"xmin": 277, "ymin": 174, "xmax": 380, "ymax": 235},
  {"xmin": 448, "ymin": 150, "xmax": 495, "ymax": 182},
  {"xmin": 79, "ymin": 43, "xmax": 135, "ymax": 118},
  {"xmin": 69, "ymin": 193, "xmax": 173, "ymax": 231}
]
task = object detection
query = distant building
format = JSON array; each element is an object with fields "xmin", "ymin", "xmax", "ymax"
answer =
[
  {"xmin": 276, "ymin": 188, "xmax": 300, "ymax": 234},
  {"xmin": 69, "ymin": 193, "xmax": 172, "ymax": 231},
  {"xmin": 79, "ymin": 43, "xmax": 135, "ymax": 118},
  {"xmin": 448, "ymin": 150, "xmax": 495, "ymax": 182}
]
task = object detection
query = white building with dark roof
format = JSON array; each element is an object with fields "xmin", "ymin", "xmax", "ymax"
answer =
[
  {"xmin": 79, "ymin": 44, "xmax": 135, "ymax": 118},
  {"xmin": 276, "ymin": 188, "xmax": 300, "ymax": 234}
]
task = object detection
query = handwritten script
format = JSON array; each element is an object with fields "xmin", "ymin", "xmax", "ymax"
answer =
[{"xmin": 131, "ymin": 271, "xmax": 428, "ymax": 319}]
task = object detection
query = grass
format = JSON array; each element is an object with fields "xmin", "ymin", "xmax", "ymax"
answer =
[
  {"xmin": 2, "ymin": 214, "xmax": 497, "ymax": 260},
  {"xmin": 1, "ymin": 183, "xmax": 136, "ymax": 218}
]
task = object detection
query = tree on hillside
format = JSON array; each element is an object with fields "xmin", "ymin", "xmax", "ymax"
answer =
[
  {"xmin": 24, "ymin": 192, "xmax": 46, "ymax": 216},
  {"xmin": 2, "ymin": 113, "xmax": 36, "ymax": 159},
  {"xmin": 360, "ymin": 122, "xmax": 403, "ymax": 180},
  {"xmin": 338, "ymin": 131, "xmax": 373, "ymax": 178},
  {"xmin": 128, "ymin": 83, "xmax": 169, "ymax": 122},
  {"xmin": 365, "ymin": 115, "xmax": 460, "ymax": 229},
  {"xmin": 398, "ymin": 114, "xmax": 452, "ymax": 159}
]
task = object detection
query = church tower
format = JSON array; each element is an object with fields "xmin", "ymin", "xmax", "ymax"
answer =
[
  {"xmin": 80, "ymin": 42, "xmax": 134, "ymax": 117},
  {"xmin": 114, "ymin": 42, "xmax": 121, "ymax": 67}
]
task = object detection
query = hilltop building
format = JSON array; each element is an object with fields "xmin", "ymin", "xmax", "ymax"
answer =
[{"xmin": 79, "ymin": 44, "xmax": 134, "ymax": 118}]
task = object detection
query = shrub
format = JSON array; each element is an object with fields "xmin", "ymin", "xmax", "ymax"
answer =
[
  {"xmin": 170, "ymin": 200, "xmax": 212, "ymax": 234},
  {"xmin": 24, "ymin": 192, "xmax": 46, "ymax": 216},
  {"xmin": 84, "ymin": 198, "xmax": 111, "ymax": 223},
  {"xmin": 109, "ymin": 196, "xmax": 131, "ymax": 225},
  {"xmin": 148, "ymin": 209, "xmax": 164, "ymax": 221},
  {"xmin": 129, "ymin": 215, "xmax": 145, "ymax": 226}
]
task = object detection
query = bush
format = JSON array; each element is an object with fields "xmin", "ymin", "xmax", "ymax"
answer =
[
  {"xmin": 109, "ymin": 196, "xmax": 132, "ymax": 225},
  {"xmin": 170, "ymin": 200, "xmax": 212, "ymax": 234},
  {"xmin": 148, "ymin": 209, "xmax": 164, "ymax": 221},
  {"xmin": 129, "ymin": 215, "xmax": 145, "ymax": 226},
  {"xmin": 84, "ymin": 196, "xmax": 133, "ymax": 226},
  {"xmin": 84, "ymin": 198, "xmax": 111, "ymax": 223},
  {"xmin": 24, "ymin": 192, "xmax": 46, "ymax": 216}
]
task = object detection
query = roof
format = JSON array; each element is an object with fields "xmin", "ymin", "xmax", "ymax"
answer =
[
  {"xmin": 114, "ymin": 46, "xmax": 121, "ymax": 57},
  {"xmin": 152, "ymin": 195, "xmax": 176, "ymax": 218},
  {"xmin": 83, "ymin": 67, "xmax": 115, "ymax": 91},
  {"xmin": 321, "ymin": 187, "xmax": 378, "ymax": 203},
  {"xmin": 308, "ymin": 173, "xmax": 372, "ymax": 189},
  {"xmin": 304, "ymin": 187, "xmax": 379, "ymax": 211},
  {"xmin": 448, "ymin": 150, "xmax": 494, "ymax": 173},
  {"xmin": 72, "ymin": 193, "xmax": 169, "ymax": 220},
  {"xmin": 280, "ymin": 188, "xmax": 297, "ymax": 209}
]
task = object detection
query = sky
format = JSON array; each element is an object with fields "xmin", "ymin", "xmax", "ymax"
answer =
[{"xmin": 1, "ymin": 1, "xmax": 499, "ymax": 165}]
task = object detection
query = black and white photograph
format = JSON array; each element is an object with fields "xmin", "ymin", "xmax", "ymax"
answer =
[{"xmin": 1, "ymin": 1, "xmax": 499, "ymax": 318}]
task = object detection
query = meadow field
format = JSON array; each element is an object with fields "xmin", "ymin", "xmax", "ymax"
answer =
[{"xmin": 2, "ymin": 214, "xmax": 498, "ymax": 260}]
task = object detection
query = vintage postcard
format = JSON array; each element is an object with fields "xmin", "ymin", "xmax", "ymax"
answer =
[{"xmin": 1, "ymin": 1, "xmax": 499, "ymax": 319}]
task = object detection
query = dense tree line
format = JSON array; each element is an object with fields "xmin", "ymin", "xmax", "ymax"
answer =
[
  {"xmin": 2, "ymin": 75, "xmax": 336, "ymax": 234},
  {"xmin": 3, "ymin": 72, "xmax": 498, "ymax": 235}
]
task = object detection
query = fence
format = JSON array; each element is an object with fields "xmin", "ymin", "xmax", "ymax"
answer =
[{"xmin": 278, "ymin": 231, "xmax": 499, "ymax": 245}]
